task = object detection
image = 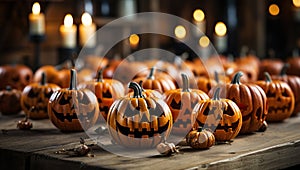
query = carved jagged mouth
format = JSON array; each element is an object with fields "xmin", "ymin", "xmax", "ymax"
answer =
[
  {"xmin": 115, "ymin": 120, "xmax": 170, "ymax": 138},
  {"xmin": 24, "ymin": 102, "xmax": 48, "ymax": 113},
  {"xmin": 268, "ymin": 104, "xmax": 292, "ymax": 114},
  {"xmin": 173, "ymin": 119, "xmax": 191, "ymax": 128},
  {"xmin": 196, "ymin": 119, "xmax": 241, "ymax": 132},
  {"xmin": 51, "ymin": 108, "xmax": 96, "ymax": 122}
]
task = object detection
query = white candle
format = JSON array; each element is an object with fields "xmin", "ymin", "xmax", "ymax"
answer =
[
  {"xmin": 60, "ymin": 14, "xmax": 77, "ymax": 48},
  {"xmin": 29, "ymin": 2, "xmax": 45, "ymax": 35},
  {"xmin": 79, "ymin": 12, "xmax": 96, "ymax": 48},
  {"xmin": 214, "ymin": 22, "xmax": 228, "ymax": 53},
  {"xmin": 193, "ymin": 9, "xmax": 206, "ymax": 36}
]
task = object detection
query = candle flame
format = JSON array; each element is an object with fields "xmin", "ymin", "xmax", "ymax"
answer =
[
  {"xmin": 293, "ymin": 0, "xmax": 300, "ymax": 7},
  {"xmin": 269, "ymin": 4, "xmax": 280, "ymax": 16},
  {"xmin": 193, "ymin": 9, "xmax": 205, "ymax": 22},
  {"xmin": 174, "ymin": 25, "xmax": 186, "ymax": 39},
  {"xmin": 64, "ymin": 14, "xmax": 73, "ymax": 28},
  {"xmin": 81, "ymin": 12, "xmax": 92, "ymax": 26},
  {"xmin": 199, "ymin": 36, "xmax": 210, "ymax": 48},
  {"xmin": 215, "ymin": 22, "xmax": 227, "ymax": 36},
  {"xmin": 129, "ymin": 34, "xmax": 139, "ymax": 46},
  {"xmin": 32, "ymin": 2, "xmax": 40, "ymax": 15}
]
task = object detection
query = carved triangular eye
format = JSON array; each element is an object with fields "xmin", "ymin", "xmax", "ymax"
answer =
[
  {"xmin": 27, "ymin": 89, "xmax": 38, "ymax": 98},
  {"xmin": 103, "ymin": 91, "xmax": 112, "ymax": 98},
  {"xmin": 170, "ymin": 99, "xmax": 182, "ymax": 110},
  {"xmin": 59, "ymin": 96, "xmax": 72, "ymax": 105}
]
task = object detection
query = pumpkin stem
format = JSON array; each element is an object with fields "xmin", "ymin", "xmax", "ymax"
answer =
[
  {"xmin": 212, "ymin": 87, "xmax": 221, "ymax": 100},
  {"xmin": 69, "ymin": 69, "xmax": 77, "ymax": 90},
  {"xmin": 197, "ymin": 127, "xmax": 203, "ymax": 132},
  {"xmin": 264, "ymin": 72, "xmax": 272, "ymax": 83},
  {"xmin": 147, "ymin": 67, "xmax": 155, "ymax": 80},
  {"xmin": 214, "ymin": 71, "xmax": 219, "ymax": 83},
  {"xmin": 41, "ymin": 72, "xmax": 46, "ymax": 85},
  {"xmin": 138, "ymin": 80, "xmax": 145, "ymax": 92},
  {"xmin": 231, "ymin": 71, "xmax": 243, "ymax": 84},
  {"xmin": 5, "ymin": 86, "xmax": 12, "ymax": 91},
  {"xmin": 96, "ymin": 69, "xmax": 104, "ymax": 82},
  {"xmin": 181, "ymin": 73, "xmax": 190, "ymax": 92},
  {"xmin": 128, "ymin": 82, "xmax": 144, "ymax": 98},
  {"xmin": 280, "ymin": 63, "xmax": 290, "ymax": 76}
]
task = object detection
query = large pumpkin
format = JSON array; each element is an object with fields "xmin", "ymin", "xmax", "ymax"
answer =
[
  {"xmin": 21, "ymin": 72, "xmax": 60, "ymax": 119},
  {"xmin": 48, "ymin": 69, "xmax": 99, "ymax": 132},
  {"xmin": 271, "ymin": 64, "xmax": 300, "ymax": 116},
  {"xmin": 0, "ymin": 64, "xmax": 33, "ymax": 90},
  {"xmin": 209, "ymin": 71, "xmax": 267, "ymax": 134},
  {"xmin": 164, "ymin": 74, "xmax": 209, "ymax": 135},
  {"xmin": 192, "ymin": 88, "xmax": 242, "ymax": 141},
  {"xmin": 256, "ymin": 72, "xmax": 294, "ymax": 122},
  {"xmin": 107, "ymin": 82, "xmax": 173, "ymax": 148},
  {"xmin": 78, "ymin": 69, "xmax": 125, "ymax": 121}
]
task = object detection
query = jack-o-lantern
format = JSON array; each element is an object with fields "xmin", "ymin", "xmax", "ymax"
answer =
[
  {"xmin": 48, "ymin": 69, "xmax": 99, "ymax": 132},
  {"xmin": 133, "ymin": 67, "xmax": 176, "ymax": 93},
  {"xmin": 271, "ymin": 64, "xmax": 300, "ymax": 116},
  {"xmin": 256, "ymin": 72, "xmax": 295, "ymax": 122},
  {"xmin": 107, "ymin": 82, "xmax": 173, "ymax": 148},
  {"xmin": 164, "ymin": 74, "xmax": 209, "ymax": 135},
  {"xmin": 192, "ymin": 88, "xmax": 242, "ymax": 141},
  {"xmin": 0, "ymin": 86, "xmax": 22, "ymax": 115},
  {"xmin": 78, "ymin": 69, "xmax": 125, "ymax": 121},
  {"xmin": 21, "ymin": 72, "xmax": 60, "ymax": 119},
  {"xmin": 0, "ymin": 65, "xmax": 33, "ymax": 90},
  {"xmin": 209, "ymin": 71, "xmax": 267, "ymax": 134},
  {"xmin": 186, "ymin": 127, "xmax": 215, "ymax": 149}
]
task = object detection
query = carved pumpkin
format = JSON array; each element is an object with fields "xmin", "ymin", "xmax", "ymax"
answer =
[
  {"xmin": 271, "ymin": 64, "xmax": 300, "ymax": 116},
  {"xmin": 134, "ymin": 67, "xmax": 176, "ymax": 93},
  {"xmin": 192, "ymin": 88, "xmax": 242, "ymax": 141},
  {"xmin": 256, "ymin": 72, "xmax": 295, "ymax": 122},
  {"xmin": 209, "ymin": 71, "xmax": 267, "ymax": 134},
  {"xmin": 48, "ymin": 69, "xmax": 99, "ymax": 132},
  {"xmin": 21, "ymin": 72, "xmax": 61, "ymax": 119},
  {"xmin": 0, "ymin": 86, "xmax": 22, "ymax": 115},
  {"xmin": 164, "ymin": 74, "xmax": 209, "ymax": 135},
  {"xmin": 186, "ymin": 127, "xmax": 215, "ymax": 149},
  {"xmin": 107, "ymin": 82, "xmax": 173, "ymax": 148},
  {"xmin": 0, "ymin": 65, "xmax": 33, "ymax": 90},
  {"xmin": 78, "ymin": 69, "xmax": 125, "ymax": 121}
]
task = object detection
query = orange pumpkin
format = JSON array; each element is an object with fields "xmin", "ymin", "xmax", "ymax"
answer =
[
  {"xmin": 186, "ymin": 127, "xmax": 215, "ymax": 149},
  {"xmin": 192, "ymin": 88, "xmax": 242, "ymax": 141},
  {"xmin": 48, "ymin": 69, "xmax": 99, "ymax": 132},
  {"xmin": 78, "ymin": 69, "xmax": 125, "ymax": 121},
  {"xmin": 0, "ymin": 86, "xmax": 22, "ymax": 115},
  {"xmin": 256, "ymin": 72, "xmax": 295, "ymax": 122},
  {"xmin": 164, "ymin": 74, "xmax": 209, "ymax": 135},
  {"xmin": 0, "ymin": 65, "xmax": 33, "ymax": 90}
]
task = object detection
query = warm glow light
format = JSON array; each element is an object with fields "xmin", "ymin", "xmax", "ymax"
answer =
[
  {"xmin": 215, "ymin": 22, "xmax": 227, "ymax": 36},
  {"xmin": 193, "ymin": 9, "xmax": 205, "ymax": 22},
  {"xmin": 64, "ymin": 14, "xmax": 73, "ymax": 28},
  {"xmin": 199, "ymin": 36, "xmax": 210, "ymax": 48},
  {"xmin": 293, "ymin": 0, "xmax": 300, "ymax": 7},
  {"xmin": 174, "ymin": 25, "xmax": 186, "ymax": 39},
  {"xmin": 32, "ymin": 2, "xmax": 40, "ymax": 15},
  {"xmin": 81, "ymin": 12, "xmax": 92, "ymax": 26},
  {"xmin": 269, "ymin": 4, "xmax": 280, "ymax": 16},
  {"xmin": 129, "ymin": 34, "xmax": 139, "ymax": 46}
]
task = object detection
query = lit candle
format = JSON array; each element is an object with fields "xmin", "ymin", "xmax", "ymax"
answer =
[
  {"xmin": 214, "ymin": 22, "xmax": 228, "ymax": 53},
  {"xmin": 29, "ymin": 2, "xmax": 45, "ymax": 35},
  {"xmin": 193, "ymin": 9, "xmax": 206, "ymax": 35},
  {"xmin": 59, "ymin": 14, "xmax": 77, "ymax": 48},
  {"xmin": 198, "ymin": 35, "xmax": 210, "ymax": 58},
  {"xmin": 174, "ymin": 25, "xmax": 187, "ymax": 40},
  {"xmin": 129, "ymin": 34, "xmax": 139, "ymax": 49},
  {"xmin": 79, "ymin": 12, "xmax": 96, "ymax": 48}
]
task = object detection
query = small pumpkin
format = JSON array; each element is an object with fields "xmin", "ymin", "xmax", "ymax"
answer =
[
  {"xmin": 133, "ymin": 67, "xmax": 176, "ymax": 93},
  {"xmin": 258, "ymin": 59, "xmax": 284, "ymax": 80},
  {"xmin": 209, "ymin": 71, "xmax": 268, "ymax": 134},
  {"xmin": 78, "ymin": 69, "xmax": 125, "ymax": 121},
  {"xmin": 107, "ymin": 82, "xmax": 173, "ymax": 148},
  {"xmin": 196, "ymin": 71, "xmax": 229, "ymax": 94},
  {"xmin": 271, "ymin": 64, "xmax": 300, "ymax": 116},
  {"xmin": 0, "ymin": 64, "xmax": 33, "ymax": 90},
  {"xmin": 192, "ymin": 88, "xmax": 242, "ymax": 141},
  {"xmin": 48, "ymin": 69, "xmax": 99, "ymax": 132},
  {"xmin": 0, "ymin": 86, "xmax": 22, "ymax": 115},
  {"xmin": 186, "ymin": 127, "xmax": 215, "ymax": 149},
  {"xmin": 164, "ymin": 73, "xmax": 209, "ymax": 135},
  {"xmin": 256, "ymin": 72, "xmax": 295, "ymax": 122},
  {"xmin": 21, "ymin": 72, "xmax": 61, "ymax": 119},
  {"xmin": 286, "ymin": 56, "xmax": 300, "ymax": 76}
]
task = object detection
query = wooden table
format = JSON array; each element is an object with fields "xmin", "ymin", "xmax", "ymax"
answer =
[{"xmin": 0, "ymin": 114, "xmax": 300, "ymax": 170}]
